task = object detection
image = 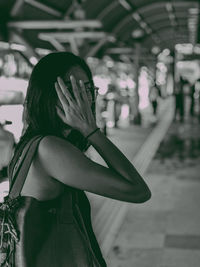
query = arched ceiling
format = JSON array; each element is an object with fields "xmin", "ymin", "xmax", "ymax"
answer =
[{"xmin": 0, "ymin": 0, "xmax": 199, "ymax": 63}]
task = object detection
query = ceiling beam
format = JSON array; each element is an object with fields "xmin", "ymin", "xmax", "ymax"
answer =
[
  {"xmin": 62, "ymin": 3, "xmax": 76, "ymax": 19},
  {"xmin": 138, "ymin": 1, "xmax": 197, "ymax": 14},
  {"xmin": 150, "ymin": 24, "xmax": 189, "ymax": 34},
  {"xmin": 38, "ymin": 32, "xmax": 107, "ymax": 41},
  {"xmin": 113, "ymin": 13, "xmax": 187, "ymax": 37},
  {"xmin": 10, "ymin": 0, "xmax": 24, "ymax": 17},
  {"xmin": 8, "ymin": 20, "xmax": 102, "ymax": 30},
  {"xmin": 86, "ymin": 37, "xmax": 108, "ymax": 57},
  {"xmin": 113, "ymin": 15, "xmax": 132, "ymax": 35},
  {"xmin": 144, "ymin": 36, "xmax": 187, "ymax": 47},
  {"xmin": 149, "ymin": 20, "xmax": 187, "ymax": 29},
  {"xmin": 111, "ymin": 1, "xmax": 160, "ymax": 42},
  {"xmin": 36, "ymin": 35, "xmax": 80, "ymax": 55},
  {"xmin": 104, "ymin": 0, "xmax": 196, "ymax": 46},
  {"xmin": 156, "ymin": 28, "xmax": 189, "ymax": 37},
  {"xmin": 0, "ymin": 41, "xmax": 26, "ymax": 51},
  {"xmin": 48, "ymin": 38, "xmax": 65, "ymax": 51},
  {"xmin": 118, "ymin": 0, "xmax": 132, "ymax": 11},
  {"xmin": 68, "ymin": 37, "xmax": 79, "ymax": 55},
  {"xmin": 9, "ymin": 29, "xmax": 38, "ymax": 60},
  {"xmin": 144, "ymin": 13, "xmax": 187, "ymax": 25},
  {"xmin": 25, "ymin": 0, "xmax": 62, "ymax": 17},
  {"xmin": 105, "ymin": 47, "xmax": 150, "ymax": 55},
  {"xmin": 97, "ymin": 1, "xmax": 119, "ymax": 20},
  {"xmin": 105, "ymin": 47, "xmax": 134, "ymax": 54}
]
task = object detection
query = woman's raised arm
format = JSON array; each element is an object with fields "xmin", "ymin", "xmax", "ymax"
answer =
[
  {"xmin": 38, "ymin": 134, "xmax": 151, "ymax": 203},
  {"xmin": 38, "ymin": 75, "xmax": 151, "ymax": 203}
]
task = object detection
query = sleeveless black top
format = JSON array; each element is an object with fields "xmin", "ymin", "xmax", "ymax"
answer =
[{"xmin": 8, "ymin": 136, "xmax": 107, "ymax": 266}]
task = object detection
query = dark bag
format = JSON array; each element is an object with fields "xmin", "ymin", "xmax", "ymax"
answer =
[
  {"xmin": 0, "ymin": 136, "xmax": 105, "ymax": 267},
  {"xmin": 0, "ymin": 136, "xmax": 43, "ymax": 266}
]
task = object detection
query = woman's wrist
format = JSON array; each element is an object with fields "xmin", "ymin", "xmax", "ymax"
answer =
[
  {"xmin": 85, "ymin": 128, "xmax": 100, "ymax": 140},
  {"xmin": 79, "ymin": 123, "xmax": 98, "ymax": 137}
]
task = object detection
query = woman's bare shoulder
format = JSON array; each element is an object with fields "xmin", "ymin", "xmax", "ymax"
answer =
[
  {"xmin": 38, "ymin": 135, "xmax": 86, "ymax": 174},
  {"xmin": 39, "ymin": 135, "xmax": 77, "ymax": 154}
]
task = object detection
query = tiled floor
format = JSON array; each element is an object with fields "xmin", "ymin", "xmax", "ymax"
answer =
[
  {"xmin": 87, "ymin": 98, "xmax": 174, "ymax": 255},
  {"xmin": 106, "ymin": 118, "xmax": 200, "ymax": 267}
]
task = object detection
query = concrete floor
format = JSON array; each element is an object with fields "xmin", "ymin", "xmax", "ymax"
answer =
[{"xmin": 106, "ymin": 118, "xmax": 200, "ymax": 267}]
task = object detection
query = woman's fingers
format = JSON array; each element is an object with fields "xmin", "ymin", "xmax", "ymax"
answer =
[
  {"xmin": 70, "ymin": 75, "xmax": 82, "ymax": 107},
  {"xmin": 56, "ymin": 78, "xmax": 77, "ymax": 111},
  {"xmin": 55, "ymin": 82, "xmax": 68, "ymax": 107},
  {"xmin": 79, "ymin": 80, "xmax": 91, "ymax": 108},
  {"xmin": 57, "ymin": 77, "xmax": 75, "ymax": 105},
  {"xmin": 79, "ymin": 80, "xmax": 95, "ymax": 123},
  {"xmin": 79, "ymin": 80, "xmax": 92, "ymax": 111},
  {"xmin": 56, "ymin": 105, "xmax": 68, "ymax": 123}
]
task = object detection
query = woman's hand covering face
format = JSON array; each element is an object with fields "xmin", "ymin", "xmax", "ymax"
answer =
[{"xmin": 55, "ymin": 75, "xmax": 97, "ymax": 136}]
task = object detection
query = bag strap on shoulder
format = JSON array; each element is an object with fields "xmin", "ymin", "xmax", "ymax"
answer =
[{"xmin": 9, "ymin": 135, "xmax": 44, "ymax": 199}]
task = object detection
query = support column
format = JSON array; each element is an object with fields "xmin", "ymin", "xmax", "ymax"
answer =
[
  {"xmin": 132, "ymin": 42, "xmax": 141, "ymax": 125},
  {"xmin": 172, "ymin": 49, "xmax": 178, "ymax": 93}
]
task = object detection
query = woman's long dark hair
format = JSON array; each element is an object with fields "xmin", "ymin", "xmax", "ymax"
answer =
[{"xmin": 9, "ymin": 52, "xmax": 96, "ymax": 179}]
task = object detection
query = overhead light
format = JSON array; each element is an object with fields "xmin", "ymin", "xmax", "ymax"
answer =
[
  {"xmin": 163, "ymin": 48, "xmax": 170, "ymax": 56},
  {"xmin": 151, "ymin": 46, "xmax": 160, "ymax": 55},
  {"xmin": 145, "ymin": 27, "xmax": 152, "ymax": 34},
  {"xmin": 169, "ymin": 13, "xmax": 175, "ymax": 20},
  {"xmin": 188, "ymin": 8, "xmax": 199, "ymax": 15},
  {"xmin": 0, "ymin": 41, "xmax": 9, "ymax": 49},
  {"xmin": 140, "ymin": 21, "xmax": 147, "ymax": 29},
  {"xmin": 119, "ymin": 0, "xmax": 132, "ymax": 11},
  {"xmin": 132, "ymin": 12, "xmax": 141, "ymax": 22},
  {"xmin": 10, "ymin": 43, "xmax": 26, "ymax": 51},
  {"xmin": 194, "ymin": 46, "xmax": 200, "ymax": 54},
  {"xmin": 107, "ymin": 36, "xmax": 116, "ymax": 42},
  {"xmin": 29, "ymin": 57, "xmax": 38, "ymax": 65},
  {"xmin": 165, "ymin": 3, "xmax": 173, "ymax": 12},
  {"xmin": 35, "ymin": 47, "xmax": 51, "ymax": 55},
  {"xmin": 0, "ymin": 41, "xmax": 26, "ymax": 51},
  {"xmin": 132, "ymin": 29, "xmax": 144, "ymax": 38},
  {"xmin": 175, "ymin": 43, "xmax": 193, "ymax": 54}
]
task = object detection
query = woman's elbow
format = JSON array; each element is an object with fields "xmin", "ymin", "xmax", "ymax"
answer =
[
  {"xmin": 138, "ymin": 188, "xmax": 151, "ymax": 203},
  {"xmin": 129, "ymin": 186, "xmax": 152, "ymax": 203}
]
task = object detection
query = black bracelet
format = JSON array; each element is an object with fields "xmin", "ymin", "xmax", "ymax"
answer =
[{"xmin": 85, "ymin": 128, "xmax": 100, "ymax": 140}]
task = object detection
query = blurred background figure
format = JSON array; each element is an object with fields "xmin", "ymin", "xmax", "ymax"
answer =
[
  {"xmin": 149, "ymin": 81, "xmax": 160, "ymax": 118},
  {"xmin": 195, "ymin": 78, "xmax": 200, "ymax": 122},
  {"xmin": 174, "ymin": 76, "xmax": 185, "ymax": 122},
  {"xmin": 189, "ymin": 82, "xmax": 195, "ymax": 117},
  {"xmin": 0, "ymin": 120, "xmax": 15, "ymax": 180}
]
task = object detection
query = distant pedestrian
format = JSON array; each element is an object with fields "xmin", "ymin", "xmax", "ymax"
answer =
[
  {"xmin": 174, "ymin": 76, "xmax": 185, "ymax": 122},
  {"xmin": 149, "ymin": 82, "xmax": 160, "ymax": 116},
  {"xmin": 189, "ymin": 83, "xmax": 195, "ymax": 117}
]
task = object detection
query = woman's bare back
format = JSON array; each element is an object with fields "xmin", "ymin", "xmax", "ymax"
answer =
[{"xmin": 21, "ymin": 148, "xmax": 64, "ymax": 201}]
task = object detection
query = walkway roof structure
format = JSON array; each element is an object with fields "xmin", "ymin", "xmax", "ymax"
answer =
[{"xmin": 0, "ymin": 0, "xmax": 199, "ymax": 63}]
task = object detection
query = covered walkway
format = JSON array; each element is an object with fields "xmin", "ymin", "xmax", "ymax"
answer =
[
  {"xmin": 1, "ymin": 1, "xmax": 200, "ymax": 266},
  {"xmin": 86, "ymin": 97, "xmax": 174, "ymax": 254},
  {"xmin": 106, "ymin": 111, "xmax": 200, "ymax": 267}
]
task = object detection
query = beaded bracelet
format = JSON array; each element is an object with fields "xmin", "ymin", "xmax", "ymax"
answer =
[{"xmin": 85, "ymin": 128, "xmax": 100, "ymax": 140}]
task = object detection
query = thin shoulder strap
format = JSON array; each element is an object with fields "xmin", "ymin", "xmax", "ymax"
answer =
[
  {"xmin": 9, "ymin": 135, "xmax": 44, "ymax": 199},
  {"xmin": 9, "ymin": 135, "xmax": 39, "ymax": 185}
]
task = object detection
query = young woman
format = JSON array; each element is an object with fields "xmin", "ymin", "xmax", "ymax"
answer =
[{"xmin": 8, "ymin": 52, "xmax": 151, "ymax": 266}]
